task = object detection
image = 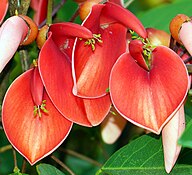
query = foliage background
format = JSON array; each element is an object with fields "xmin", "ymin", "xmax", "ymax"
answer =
[{"xmin": 1, "ymin": 0, "xmax": 192, "ymax": 174}]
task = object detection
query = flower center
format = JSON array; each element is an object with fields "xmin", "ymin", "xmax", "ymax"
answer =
[
  {"xmin": 142, "ymin": 39, "xmax": 154, "ymax": 70},
  {"xmin": 130, "ymin": 30, "xmax": 155, "ymax": 70},
  {"xmin": 33, "ymin": 100, "xmax": 48, "ymax": 118},
  {"xmin": 82, "ymin": 33, "xmax": 103, "ymax": 51}
]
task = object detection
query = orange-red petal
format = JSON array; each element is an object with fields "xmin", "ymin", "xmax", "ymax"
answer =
[
  {"xmin": 2, "ymin": 69, "xmax": 72, "ymax": 165},
  {"xmin": 110, "ymin": 46, "xmax": 189, "ymax": 133},
  {"xmin": 39, "ymin": 33, "xmax": 111, "ymax": 126}
]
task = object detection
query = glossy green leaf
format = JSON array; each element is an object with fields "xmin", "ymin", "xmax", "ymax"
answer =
[
  {"xmin": 97, "ymin": 134, "xmax": 192, "ymax": 175},
  {"xmin": 138, "ymin": 0, "xmax": 192, "ymax": 32},
  {"xmin": 36, "ymin": 164, "xmax": 66, "ymax": 175}
]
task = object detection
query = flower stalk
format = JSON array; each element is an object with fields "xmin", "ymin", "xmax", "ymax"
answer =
[{"xmin": 46, "ymin": 0, "xmax": 53, "ymax": 25}]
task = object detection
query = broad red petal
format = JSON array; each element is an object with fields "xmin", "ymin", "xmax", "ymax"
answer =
[
  {"xmin": 72, "ymin": 6, "xmax": 127, "ymax": 97},
  {"xmin": 0, "ymin": 0, "xmax": 8, "ymax": 24},
  {"xmin": 39, "ymin": 33, "xmax": 111, "ymax": 126},
  {"xmin": 2, "ymin": 69, "xmax": 72, "ymax": 165},
  {"xmin": 0, "ymin": 16, "xmax": 28, "ymax": 73},
  {"xmin": 110, "ymin": 46, "xmax": 189, "ymax": 134}
]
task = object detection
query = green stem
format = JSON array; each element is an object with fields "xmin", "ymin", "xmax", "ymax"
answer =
[
  {"xmin": 46, "ymin": 0, "xmax": 53, "ymax": 25},
  {"xmin": 39, "ymin": 0, "xmax": 66, "ymax": 28},
  {"xmin": 19, "ymin": 49, "xmax": 31, "ymax": 72},
  {"xmin": 0, "ymin": 145, "xmax": 12, "ymax": 153},
  {"xmin": 12, "ymin": 149, "xmax": 18, "ymax": 168},
  {"xmin": 59, "ymin": 148, "xmax": 102, "ymax": 167},
  {"xmin": 50, "ymin": 155, "xmax": 76, "ymax": 175},
  {"xmin": 69, "ymin": 7, "xmax": 79, "ymax": 22},
  {"xmin": 21, "ymin": 159, "xmax": 27, "ymax": 173}
]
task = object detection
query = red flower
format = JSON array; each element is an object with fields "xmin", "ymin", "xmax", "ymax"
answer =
[
  {"xmin": 38, "ymin": 22, "xmax": 111, "ymax": 126},
  {"xmin": 72, "ymin": 2, "xmax": 147, "ymax": 98},
  {"xmin": 109, "ymin": 39, "xmax": 189, "ymax": 134},
  {"xmin": 2, "ymin": 67, "xmax": 72, "ymax": 165}
]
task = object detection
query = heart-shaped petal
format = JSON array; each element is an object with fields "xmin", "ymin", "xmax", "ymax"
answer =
[
  {"xmin": 162, "ymin": 105, "xmax": 185, "ymax": 173},
  {"xmin": 2, "ymin": 69, "xmax": 72, "ymax": 165},
  {"xmin": 0, "ymin": 16, "xmax": 28, "ymax": 73},
  {"xmin": 39, "ymin": 33, "xmax": 111, "ymax": 126},
  {"xmin": 0, "ymin": 0, "xmax": 8, "ymax": 24},
  {"xmin": 110, "ymin": 46, "xmax": 189, "ymax": 134}
]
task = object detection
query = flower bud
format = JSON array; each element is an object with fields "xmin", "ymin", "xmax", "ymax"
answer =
[
  {"xmin": 36, "ymin": 25, "xmax": 49, "ymax": 49},
  {"xmin": 169, "ymin": 14, "xmax": 190, "ymax": 44},
  {"xmin": 19, "ymin": 15, "xmax": 38, "ymax": 46}
]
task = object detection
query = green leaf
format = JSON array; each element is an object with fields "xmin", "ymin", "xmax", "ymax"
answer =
[
  {"xmin": 178, "ymin": 95, "xmax": 192, "ymax": 148},
  {"xmin": 184, "ymin": 95, "xmax": 192, "ymax": 123},
  {"xmin": 138, "ymin": 0, "xmax": 192, "ymax": 32},
  {"xmin": 36, "ymin": 164, "xmax": 66, "ymax": 175},
  {"xmin": 178, "ymin": 119, "xmax": 192, "ymax": 148},
  {"xmin": 97, "ymin": 134, "xmax": 192, "ymax": 175}
]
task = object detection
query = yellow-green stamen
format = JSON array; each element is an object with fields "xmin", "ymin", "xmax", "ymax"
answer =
[
  {"xmin": 84, "ymin": 34, "xmax": 103, "ymax": 51},
  {"xmin": 34, "ymin": 100, "xmax": 48, "ymax": 118}
]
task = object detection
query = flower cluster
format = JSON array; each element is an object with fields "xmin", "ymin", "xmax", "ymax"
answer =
[{"xmin": 0, "ymin": 0, "xmax": 191, "ymax": 173}]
